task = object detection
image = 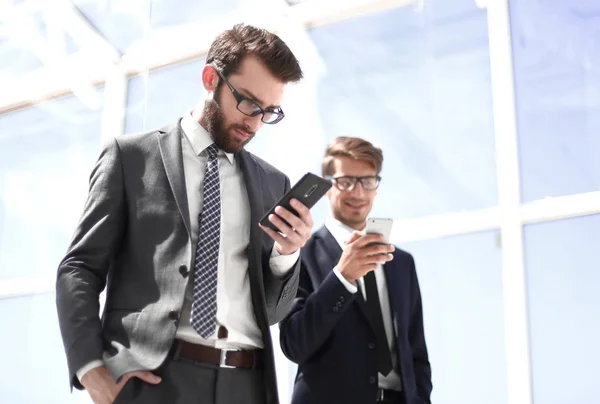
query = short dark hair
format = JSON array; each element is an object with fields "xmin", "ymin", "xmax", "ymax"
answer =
[
  {"xmin": 206, "ymin": 24, "xmax": 303, "ymax": 83},
  {"xmin": 322, "ymin": 137, "xmax": 383, "ymax": 177}
]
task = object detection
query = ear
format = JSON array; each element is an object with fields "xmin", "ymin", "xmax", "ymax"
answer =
[{"xmin": 201, "ymin": 65, "xmax": 220, "ymax": 94}]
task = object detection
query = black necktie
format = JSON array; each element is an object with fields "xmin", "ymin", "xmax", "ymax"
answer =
[{"xmin": 364, "ymin": 271, "xmax": 393, "ymax": 376}]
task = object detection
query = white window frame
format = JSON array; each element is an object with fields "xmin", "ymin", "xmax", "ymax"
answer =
[{"xmin": 1, "ymin": 2, "xmax": 599, "ymax": 404}]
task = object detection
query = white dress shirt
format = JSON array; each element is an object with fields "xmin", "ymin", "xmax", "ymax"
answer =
[
  {"xmin": 77, "ymin": 113, "xmax": 299, "ymax": 381},
  {"xmin": 328, "ymin": 217, "xmax": 403, "ymax": 391},
  {"xmin": 176, "ymin": 112, "xmax": 298, "ymax": 348}
]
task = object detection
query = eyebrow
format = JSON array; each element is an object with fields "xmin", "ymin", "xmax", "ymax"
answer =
[{"xmin": 238, "ymin": 86, "xmax": 280, "ymax": 110}]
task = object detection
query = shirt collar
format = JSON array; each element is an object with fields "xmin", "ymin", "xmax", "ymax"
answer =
[
  {"xmin": 180, "ymin": 111, "xmax": 234, "ymax": 164},
  {"xmin": 325, "ymin": 216, "xmax": 366, "ymax": 249}
]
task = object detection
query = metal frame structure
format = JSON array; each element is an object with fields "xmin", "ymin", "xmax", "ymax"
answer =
[{"xmin": 1, "ymin": 1, "xmax": 599, "ymax": 403}]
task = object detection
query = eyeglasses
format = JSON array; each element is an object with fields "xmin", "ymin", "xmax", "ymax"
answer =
[
  {"xmin": 326, "ymin": 175, "xmax": 381, "ymax": 191},
  {"xmin": 213, "ymin": 67, "xmax": 285, "ymax": 124}
]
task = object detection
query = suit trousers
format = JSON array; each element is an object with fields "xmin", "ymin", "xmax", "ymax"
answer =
[{"xmin": 114, "ymin": 353, "xmax": 267, "ymax": 404}]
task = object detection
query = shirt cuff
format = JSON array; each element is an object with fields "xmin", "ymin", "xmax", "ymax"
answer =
[
  {"xmin": 76, "ymin": 360, "xmax": 104, "ymax": 383},
  {"xmin": 333, "ymin": 266, "xmax": 358, "ymax": 293},
  {"xmin": 269, "ymin": 245, "xmax": 300, "ymax": 276}
]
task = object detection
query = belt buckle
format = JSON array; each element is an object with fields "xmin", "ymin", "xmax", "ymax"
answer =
[{"xmin": 219, "ymin": 348, "xmax": 236, "ymax": 368}]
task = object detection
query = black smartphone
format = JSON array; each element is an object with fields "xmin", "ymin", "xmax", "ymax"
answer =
[{"xmin": 259, "ymin": 172, "xmax": 332, "ymax": 231}]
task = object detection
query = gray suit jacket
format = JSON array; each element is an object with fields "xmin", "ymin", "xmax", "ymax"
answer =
[{"xmin": 56, "ymin": 119, "xmax": 301, "ymax": 404}]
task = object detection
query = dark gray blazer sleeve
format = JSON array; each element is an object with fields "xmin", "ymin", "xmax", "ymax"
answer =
[
  {"xmin": 262, "ymin": 175, "xmax": 301, "ymax": 326},
  {"xmin": 55, "ymin": 137, "xmax": 126, "ymax": 388}
]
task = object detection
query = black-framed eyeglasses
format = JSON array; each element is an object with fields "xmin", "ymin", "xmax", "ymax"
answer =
[
  {"xmin": 326, "ymin": 175, "xmax": 382, "ymax": 191},
  {"xmin": 213, "ymin": 67, "xmax": 285, "ymax": 124}
]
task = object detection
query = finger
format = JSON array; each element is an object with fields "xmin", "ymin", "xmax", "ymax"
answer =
[
  {"xmin": 272, "ymin": 207, "xmax": 310, "ymax": 241},
  {"xmin": 131, "ymin": 371, "xmax": 161, "ymax": 384},
  {"xmin": 259, "ymin": 223, "xmax": 291, "ymax": 246},
  {"xmin": 371, "ymin": 253, "xmax": 394, "ymax": 263},
  {"xmin": 289, "ymin": 198, "xmax": 313, "ymax": 228},
  {"xmin": 345, "ymin": 231, "xmax": 362, "ymax": 245},
  {"xmin": 260, "ymin": 224, "xmax": 299, "ymax": 255},
  {"xmin": 273, "ymin": 218, "xmax": 310, "ymax": 250},
  {"xmin": 268, "ymin": 213, "xmax": 307, "ymax": 245},
  {"xmin": 268, "ymin": 213, "xmax": 293, "ymax": 234},
  {"xmin": 364, "ymin": 243, "xmax": 394, "ymax": 256},
  {"xmin": 259, "ymin": 222, "xmax": 284, "ymax": 239},
  {"xmin": 355, "ymin": 233, "xmax": 385, "ymax": 247},
  {"xmin": 361, "ymin": 252, "xmax": 394, "ymax": 265},
  {"xmin": 273, "ymin": 206, "xmax": 304, "ymax": 232},
  {"xmin": 360, "ymin": 263, "xmax": 379, "ymax": 273}
]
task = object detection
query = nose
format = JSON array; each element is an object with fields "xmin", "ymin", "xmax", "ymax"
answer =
[
  {"xmin": 243, "ymin": 114, "xmax": 264, "ymax": 133},
  {"xmin": 349, "ymin": 181, "xmax": 366, "ymax": 197}
]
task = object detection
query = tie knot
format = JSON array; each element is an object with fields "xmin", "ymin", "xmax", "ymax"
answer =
[{"xmin": 205, "ymin": 144, "xmax": 219, "ymax": 160}]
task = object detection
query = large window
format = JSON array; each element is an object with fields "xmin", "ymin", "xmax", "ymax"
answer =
[
  {"xmin": 1, "ymin": 0, "xmax": 599, "ymax": 403},
  {"xmin": 401, "ymin": 231, "xmax": 507, "ymax": 404},
  {"xmin": 305, "ymin": 2, "xmax": 498, "ymax": 220},
  {"xmin": 0, "ymin": 91, "xmax": 103, "ymax": 281},
  {"xmin": 510, "ymin": 0, "xmax": 600, "ymax": 201},
  {"xmin": 524, "ymin": 215, "xmax": 600, "ymax": 404},
  {"xmin": 0, "ymin": 293, "xmax": 90, "ymax": 403},
  {"xmin": 125, "ymin": 59, "xmax": 205, "ymax": 134}
]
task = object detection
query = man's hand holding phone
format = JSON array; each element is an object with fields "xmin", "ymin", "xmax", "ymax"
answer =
[
  {"xmin": 259, "ymin": 198, "xmax": 314, "ymax": 255},
  {"xmin": 337, "ymin": 231, "xmax": 395, "ymax": 283},
  {"xmin": 258, "ymin": 173, "xmax": 330, "ymax": 255}
]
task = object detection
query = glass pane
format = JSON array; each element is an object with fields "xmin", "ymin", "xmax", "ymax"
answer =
[
  {"xmin": 400, "ymin": 231, "xmax": 507, "ymax": 404},
  {"xmin": 510, "ymin": 1, "xmax": 600, "ymax": 201},
  {"xmin": 73, "ymin": 0, "xmax": 152, "ymax": 54},
  {"xmin": 300, "ymin": 0, "xmax": 498, "ymax": 219},
  {"xmin": 524, "ymin": 215, "xmax": 600, "ymax": 404},
  {"xmin": 0, "ymin": 10, "xmax": 47, "ymax": 81},
  {"xmin": 0, "ymin": 5, "xmax": 87, "ymax": 108},
  {"xmin": 0, "ymin": 37, "xmax": 44, "ymax": 77},
  {"xmin": 73, "ymin": 0, "xmax": 249, "ymax": 53},
  {"xmin": 0, "ymin": 293, "xmax": 91, "ymax": 403},
  {"xmin": 0, "ymin": 91, "xmax": 104, "ymax": 280},
  {"xmin": 125, "ymin": 59, "xmax": 205, "ymax": 134}
]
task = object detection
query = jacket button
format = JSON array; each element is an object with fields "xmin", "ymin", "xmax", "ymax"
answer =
[
  {"xmin": 179, "ymin": 265, "xmax": 189, "ymax": 278},
  {"xmin": 369, "ymin": 376, "xmax": 376, "ymax": 384},
  {"xmin": 333, "ymin": 306, "xmax": 340, "ymax": 313},
  {"xmin": 168, "ymin": 310, "xmax": 179, "ymax": 320},
  {"xmin": 340, "ymin": 296, "xmax": 345, "ymax": 303},
  {"xmin": 368, "ymin": 342, "xmax": 375, "ymax": 350}
]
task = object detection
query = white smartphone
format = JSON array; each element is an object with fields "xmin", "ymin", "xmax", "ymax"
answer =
[{"xmin": 364, "ymin": 217, "xmax": 393, "ymax": 244}]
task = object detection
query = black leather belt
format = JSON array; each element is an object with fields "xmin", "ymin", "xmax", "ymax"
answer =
[{"xmin": 169, "ymin": 339, "xmax": 264, "ymax": 369}]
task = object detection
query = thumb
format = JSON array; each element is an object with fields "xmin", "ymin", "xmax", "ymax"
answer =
[
  {"xmin": 132, "ymin": 371, "xmax": 162, "ymax": 384},
  {"xmin": 345, "ymin": 231, "xmax": 362, "ymax": 245}
]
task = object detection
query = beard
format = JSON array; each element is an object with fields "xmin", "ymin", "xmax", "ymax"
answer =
[{"xmin": 203, "ymin": 90, "xmax": 255, "ymax": 154}]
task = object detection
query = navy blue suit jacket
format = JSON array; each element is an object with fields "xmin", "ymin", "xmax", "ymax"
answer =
[{"xmin": 280, "ymin": 226, "xmax": 432, "ymax": 404}]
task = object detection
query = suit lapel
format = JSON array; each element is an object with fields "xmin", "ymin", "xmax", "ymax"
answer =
[
  {"xmin": 314, "ymin": 226, "xmax": 342, "ymax": 276},
  {"xmin": 158, "ymin": 120, "xmax": 191, "ymax": 240},
  {"xmin": 383, "ymin": 255, "xmax": 404, "ymax": 334},
  {"xmin": 317, "ymin": 227, "xmax": 374, "ymax": 329},
  {"xmin": 236, "ymin": 150, "xmax": 264, "ymax": 272}
]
